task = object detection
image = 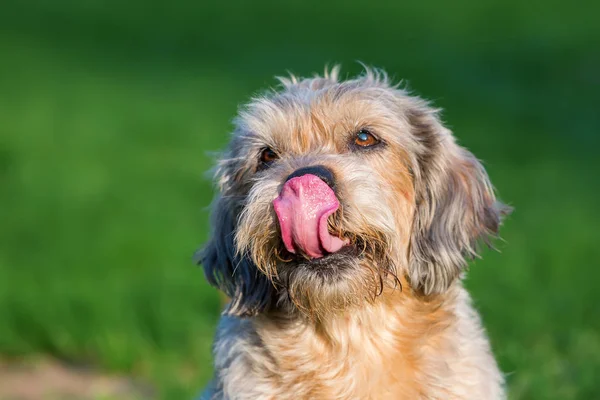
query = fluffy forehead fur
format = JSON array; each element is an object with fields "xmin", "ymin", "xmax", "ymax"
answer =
[{"xmin": 200, "ymin": 66, "xmax": 509, "ymax": 318}]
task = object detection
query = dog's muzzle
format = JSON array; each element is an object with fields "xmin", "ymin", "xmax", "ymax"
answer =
[{"xmin": 273, "ymin": 166, "xmax": 349, "ymax": 259}]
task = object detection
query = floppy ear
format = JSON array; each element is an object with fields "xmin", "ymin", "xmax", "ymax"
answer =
[
  {"xmin": 198, "ymin": 177, "xmax": 273, "ymax": 317},
  {"xmin": 408, "ymin": 110, "xmax": 511, "ymax": 295}
]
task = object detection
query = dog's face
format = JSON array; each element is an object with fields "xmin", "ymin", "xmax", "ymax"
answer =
[{"xmin": 200, "ymin": 68, "xmax": 508, "ymax": 317}]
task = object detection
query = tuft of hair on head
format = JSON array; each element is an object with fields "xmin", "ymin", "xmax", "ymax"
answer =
[{"xmin": 275, "ymin": 65, "xmax": 342, "ymax": 91}]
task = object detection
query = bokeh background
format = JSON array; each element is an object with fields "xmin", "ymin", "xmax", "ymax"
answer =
[{"xmin": 0, "ymin": 1, "xmax": 598, "ymax": 399}]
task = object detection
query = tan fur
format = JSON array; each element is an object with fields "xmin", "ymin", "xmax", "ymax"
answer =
[
  {"xmin": 256, "ymin": 282, "xmax": 452, "ymax": 399},
  {"xmin": 199, "ymin": 66, "xmax": 508, "ymax": 399}
]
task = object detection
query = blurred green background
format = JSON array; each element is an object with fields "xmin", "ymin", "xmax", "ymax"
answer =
[{"xmin": 0, "ymin": 0, "xmax": 598, "ymax": 399}]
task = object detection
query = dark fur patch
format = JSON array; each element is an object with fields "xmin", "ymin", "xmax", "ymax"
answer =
[{"xmin": 199, "ymin": 197, "xmax": 274, "ymax": 317}]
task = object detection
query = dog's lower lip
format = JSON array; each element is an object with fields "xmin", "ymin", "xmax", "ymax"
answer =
[
  {"xmin": 285, "ymin": 245, "xmax": 357, "ymax": 265},
  {"xmin": 315, "ymin": 245, "xmax": 354, "ymax": 260}
]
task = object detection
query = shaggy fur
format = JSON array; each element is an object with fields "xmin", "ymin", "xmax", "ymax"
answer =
[{"xmin": 198, "ymin": 66, "xmax": 510, "ymax": 399}]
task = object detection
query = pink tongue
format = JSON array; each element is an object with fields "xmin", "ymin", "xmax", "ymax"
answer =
[{"xmin": 273, "ymin": 174, "xmax": 348, "ymax": 259}]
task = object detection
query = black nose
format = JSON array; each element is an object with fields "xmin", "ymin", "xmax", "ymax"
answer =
[{"xmin": 286, "ymin": 165, "xmax": 336, "ymax": 190}]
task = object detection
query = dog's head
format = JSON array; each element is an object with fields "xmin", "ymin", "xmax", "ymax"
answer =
[{"xmin": 199, "ymin": 67, "xmax": 509, "ymax": 318}]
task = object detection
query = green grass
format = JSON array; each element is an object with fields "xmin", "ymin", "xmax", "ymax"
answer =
[{"xmin": 0, "ymin": 1, "xmax": 598, "ymax": 398}]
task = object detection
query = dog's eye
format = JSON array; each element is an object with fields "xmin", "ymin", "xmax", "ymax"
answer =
[
  {"xmin": 259, "ymin": 147, "xmax": 279, "ymax": 166},
  {"xmin": 354, "ymin": 129, "xmax": 380, "ymax": 148}
]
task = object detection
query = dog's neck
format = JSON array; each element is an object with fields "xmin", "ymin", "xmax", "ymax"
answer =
[{"xmin": 265, "ymin": 280, "xmax": 457, "ymax": 343}]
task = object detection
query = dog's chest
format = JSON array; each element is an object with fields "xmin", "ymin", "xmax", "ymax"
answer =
[
  {"xmin": 274, "ymin": 343, "xmax": 420, "ymax": 399},
  {"xmin": 248, "ymin": 316, "xmax": 434, "ymax": 400},
  {"xmin": 210, "ymin": 290, "xmax": 503, "ymax": 400}
]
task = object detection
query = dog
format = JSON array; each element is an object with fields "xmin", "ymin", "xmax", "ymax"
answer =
[{"xmin": 198, "ymin": 66, "xmax": 510, "ymax": 399}]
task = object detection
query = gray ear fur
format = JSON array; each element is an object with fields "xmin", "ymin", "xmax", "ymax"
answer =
[{"xmin": 408, "ymin": 110, "xmax": 510, "ymax": 295}]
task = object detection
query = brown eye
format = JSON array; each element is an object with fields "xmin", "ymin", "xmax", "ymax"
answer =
[
  {"xmin": 354, "ymin": 129, "xmax": 380, "ymax": 147},
  {"xmin": 260, "ymin": 147, "xmax": 279, "ymax": 165}
]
